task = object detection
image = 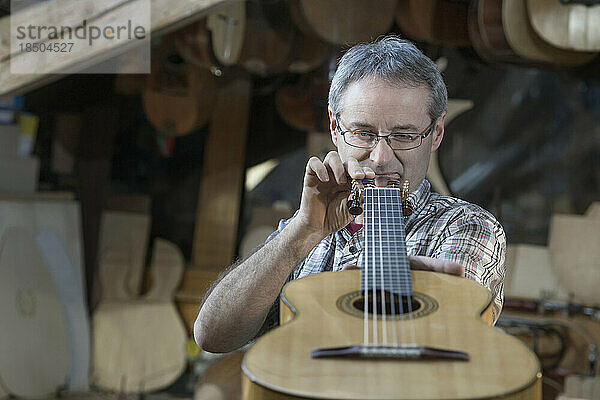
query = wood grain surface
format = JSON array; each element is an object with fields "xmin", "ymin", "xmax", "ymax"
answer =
[
  {"xmin": 243, "ymin": 270, "xmax": 541, "ymax": 399},
  {"xmin": 0, "ymin": 227, "xmax": 70, "ymax": 398},
  {"xmin": 527, "ymin": 0, "xmax": 600, "ymax": 51},
  {"xmin": 0, "ymin": 0, "xmax": 231, "ymax": 97},
  {"xmin": 192, "ymin": 76, "xmax": 251, "ymax": 269}
]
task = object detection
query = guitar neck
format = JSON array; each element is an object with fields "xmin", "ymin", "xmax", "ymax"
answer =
[{"xmin": 361, "ymin": 187, "xmax": 412, "ymax": 296}]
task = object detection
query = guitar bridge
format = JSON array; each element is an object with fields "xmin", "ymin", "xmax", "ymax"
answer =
[{"xmin": 311, "ymin": 345, "xmax": 469, "ymax": 361}]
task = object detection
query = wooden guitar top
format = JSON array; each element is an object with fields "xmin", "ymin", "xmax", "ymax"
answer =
[
  {"xmin": 0, "ymin": 227, "xmax": 70, "ymax": 398},
  {"xmin": 92, "ymin": 238, "xmax": 187, "ymax": 393},
  {"xmin": 243, "ymin": 270, "xmax": 541, "ymax": 399}
]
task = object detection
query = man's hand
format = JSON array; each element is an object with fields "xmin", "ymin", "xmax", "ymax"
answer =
[
  {"xmin": 407, "ymin": 255, "xmax": 464, "ymax": 276},
  {"xmin": 296, "ymin": 152, "xmax": 374, "ymax": 237},
  {"xmin": 342, "ymin": 256, "xmax": 464, "ymax": 276}
]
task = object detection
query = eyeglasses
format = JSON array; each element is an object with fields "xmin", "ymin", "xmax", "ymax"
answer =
[{"xmin": 335, "ymin": 114, "xmax": 435, "ymax": 151}]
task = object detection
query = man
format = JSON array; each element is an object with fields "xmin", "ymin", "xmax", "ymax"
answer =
[{"xmin": 195, "ymin": 36, "xmax": 506, "ymax": 353}]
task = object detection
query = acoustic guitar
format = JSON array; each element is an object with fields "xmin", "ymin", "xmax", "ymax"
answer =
[
  {"xmin": 294, "ymin": 0, "xmax": 398, "ymax": 46},
  {"xmin": 502, "ymin": 0, "xmax": 596, "ymax": 66},
  {"xmin": 395, "ymin": 0, "xmax": 471, "ymax": 47},
  {"xmin": 527, "ymin": 0, "xmax": 600, "ymax": 52},
  {"xmin": 468, "ymin": 0, "xmax": 530, "ymax": 64},
  {"xmin": 242, "ymin": 180, "xmax": 542, "ymax": 399},
  {"xmin": 142, "ymin": 34, "xmax": 216, "ymax": 138}
]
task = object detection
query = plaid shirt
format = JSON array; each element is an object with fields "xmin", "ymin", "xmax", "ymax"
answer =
[{"xmin": 258, "ymin": 179, "xmax": 506, "ymax": 336}]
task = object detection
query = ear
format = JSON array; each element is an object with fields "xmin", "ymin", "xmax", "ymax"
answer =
[
  {"xmin": 328, "ymin": 106, "xmax": 339, "ymax": 147},
  {"xmin": 430, "ymin": 112, "xmax": 446, "ymax": 152}
]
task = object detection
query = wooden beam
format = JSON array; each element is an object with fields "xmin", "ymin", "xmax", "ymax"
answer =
[
  {"xmin": 0, "ymin": 0, "xmax": 231, "ymax": 98},
  {"xmin": 192, "ymin": 75, "xmax": 251, "ymax": 270}
]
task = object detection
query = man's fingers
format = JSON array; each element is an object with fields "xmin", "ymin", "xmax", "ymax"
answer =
[
  {"xmin": 408, "ymin": 255, "xmax": 464, "ymax": 276},
  {"xmin": 324, "ymin": 152, "xmax": 347, "ymax": 184},
  {"xmin": 346, "ymin": 157, "xmax": 375, "ymax": 180},
  {"xmin": 306, "ymin": 156, "xmax": 329, "ymax": 183},
  {"xmin": 346, "ymin": 157, "xmax": 364, "ymax": 180},
  {"xmin": 341, "ymin": 264, "xmax": 360, "ymax": 270}
]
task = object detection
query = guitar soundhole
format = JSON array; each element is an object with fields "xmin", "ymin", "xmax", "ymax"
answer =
[
  {"xmin": 337, "ymin": 291, "xmax": 437, "ymax": 320},
  {"xmin": 353, "ymin": 291, "xmax": 420, "ymax": 315}
]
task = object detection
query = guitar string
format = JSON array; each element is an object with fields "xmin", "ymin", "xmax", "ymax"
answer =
[
  {"xmin": 387, "ymin": 189, "xmax": 399, "ymax": 346},
  {"xmin": 393, "ymin": 188, "xmax": 408, "ymax": 347},
  {"xmin": 363, "ymin": 188, "xmax": 369, "ymax": 346},
  {"xmin": 403, "ymin": 188, "xmax": 417, "ymax": 346},
  {"xmin": 392, "ymin": 191, "xmax": 406, "ymax": 344},
  {"xmin": 363, "ymin": 186, "xmax": 415, "ymax": 347},
  {"xmin": 371, "ymin": 187, "xmax": 378, "ymax": 345},
  {"xmin": 378, "ymin": 189, "xmax": 387, "ymax": 345}
]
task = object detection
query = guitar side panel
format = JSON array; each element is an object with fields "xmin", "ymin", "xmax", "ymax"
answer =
[{"xmin": 242, "ymin": 372, "xmax": 542, "ymax": 400}]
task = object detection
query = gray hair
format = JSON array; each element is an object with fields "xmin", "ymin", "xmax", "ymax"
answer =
[{"xmin": 328, "ymin": 35, "xmax": 448, "ymax": 123}]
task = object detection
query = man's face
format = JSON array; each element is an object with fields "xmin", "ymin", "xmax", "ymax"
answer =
[{"xmin": 329, "ymin": 77, "xmax": 445, "ymax": 190}]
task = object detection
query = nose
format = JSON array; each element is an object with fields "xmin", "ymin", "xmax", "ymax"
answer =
[{"xmin": 369, "ymin": 137, "xmax": 395, "ymax": 165}]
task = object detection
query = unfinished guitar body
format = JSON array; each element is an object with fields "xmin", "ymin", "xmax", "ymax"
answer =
[{"xmin": 242, "ymin": 270, "xmax": 541, "ymax": 400}]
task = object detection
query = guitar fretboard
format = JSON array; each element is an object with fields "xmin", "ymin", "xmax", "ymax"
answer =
[{"xmin": 361, "ymin": 187, "xmax": 412, "ymax": 296}]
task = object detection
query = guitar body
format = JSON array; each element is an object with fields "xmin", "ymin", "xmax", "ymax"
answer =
[
  {"xmin": 242, "ymin": 270, "xmax": 541, "ymax": 400},
  {"xmin": 503, "ymin": 0, "xmax": 596, "ymax": 66},
  {"xmin": 468, "ymin": 0, "xmax": 527, "ymax": 64},
  {"xmin": 297, "ymin": 0, "xmax": 398, "ymax": 45},
  {"xmin": 527, "ymin": 0, "xmax": 600, "ymax": 51},
  {"xmin": 396, "ymin": 0, "xmax": 471, "ymax": 46}
]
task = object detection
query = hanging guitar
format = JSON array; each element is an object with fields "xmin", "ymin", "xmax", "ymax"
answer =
[
  {"xmin": 527, "ymin": 0, "xmax": 600, "ymax": 52},
  {"xmin": 242, "ymin": 179, "xmax": 542, "ymax": 400}
]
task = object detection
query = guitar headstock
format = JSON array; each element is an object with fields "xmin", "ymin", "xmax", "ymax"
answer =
[{"xmin": 347, "ymin": 179, "xmax": 413, "ymax": 216}]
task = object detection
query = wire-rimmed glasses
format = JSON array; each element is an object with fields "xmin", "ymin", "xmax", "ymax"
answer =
[{"xmin": 336, "ymin": 114, "xmax": 435, "ymax": 151}]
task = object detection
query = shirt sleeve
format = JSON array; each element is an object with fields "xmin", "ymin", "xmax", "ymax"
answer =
[{"xmin": 431, "ymin": 208, "xmax": 507, "ymax": 323}]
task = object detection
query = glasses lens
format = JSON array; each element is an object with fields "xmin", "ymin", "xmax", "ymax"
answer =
[
  {"xmin": 342, "ymin": 131, "xmax": 425, "ymax": 150},
  {"xmin": 389, "ymin": 135, "xmax": 422, "ymax": 150},
  {"xmin": 345, "ymin": 132, "xmax": 376, "ymax": 148}
]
